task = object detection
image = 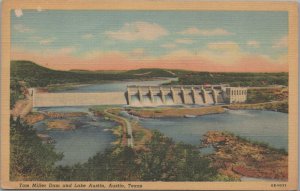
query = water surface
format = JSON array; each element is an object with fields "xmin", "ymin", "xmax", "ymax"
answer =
[
  {"xmin": 139, "ymin": 110, "xmax": 288, "ymax": 150},
  {"xmin": 34, "ymin": 107, "xmax": 117, "ymax": 166},
  {"xmin": 52, "ymin": 78, "xmax": 177, "ymax": 93}
]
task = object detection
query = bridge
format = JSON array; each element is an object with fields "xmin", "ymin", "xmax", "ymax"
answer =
[{"xmin": 31, "ymin": 85, "xmax": 247, "ymax": 108}]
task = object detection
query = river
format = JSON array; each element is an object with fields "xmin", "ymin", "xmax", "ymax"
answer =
[
  {"xmin": 139, "ymin": 109, "xmax": 288, "ymax": 150},
  {"xmin": 34, "ymin": 106, "xmax": 118, "ymax": 166},
  {"xmin": 33, "ymin": 78, "xmax": 288, "ymax": 167},
  {"xmin": 34, "ymin": 78, "xmax": 177, "ymax": 165}
]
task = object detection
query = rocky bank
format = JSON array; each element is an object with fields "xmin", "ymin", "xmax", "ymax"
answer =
[{"xmin": 201, "ymin": 131, "xmax": 288, "ymax": 180}]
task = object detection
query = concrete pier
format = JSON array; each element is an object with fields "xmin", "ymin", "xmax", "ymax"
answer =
[{"xmin": 160, "ymin": 87, "xmax": 166, "ymax": 104}]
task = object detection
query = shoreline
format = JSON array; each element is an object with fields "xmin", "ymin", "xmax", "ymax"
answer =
[
  {"xmin": 201, "ymin": 131, "xmax": 288, "ymax": 180},
  {"xmin": 126, "ymin": 106, "xmax": 226, "ymax": 118},
  {"xmin": 125, "ymin": 101, "xmax": 288, "ymax": 119},
  {"xmin": 224, "ymin": 101, "xmax": 288, "ymax": 113}
]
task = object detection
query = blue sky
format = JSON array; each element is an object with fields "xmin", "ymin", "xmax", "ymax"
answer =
[{"xmin": 11, "ymin": 10, "xmax": 288, "ymax": 72}]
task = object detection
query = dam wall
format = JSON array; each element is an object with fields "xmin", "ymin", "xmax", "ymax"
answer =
[
  {"xmin": 126, "ymin": 85, "xmax": 238, "ymax": 106},
  {"xmin": 33, "ymin": 92, "xmax": 127, "ymax": 107},
  {"xmin": 32, "ymin": 85, "xmax": 247, "ymax": 107}
]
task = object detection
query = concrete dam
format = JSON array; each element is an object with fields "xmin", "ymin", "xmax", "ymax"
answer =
[
  {"xmin": 126, "ymin": 85, "xmax": 247, "ymax": 106},
  {"xmin": 32, "ymin": 85, "xmax": 247, "ymax": 107},
  {"xmin": 33, "ymin": 92, "xmax": 127, "ymax": 107}
]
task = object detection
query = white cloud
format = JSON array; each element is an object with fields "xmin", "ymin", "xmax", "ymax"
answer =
[
  {"xmin": 272, "ymin": 35, "xmax": 288, "ymax": 48},
  {"xmin": 175, "ymin": 38, "xmax": 194, "ymax": 44},
  {"xmin": 82, "ymin": 33, "xmax": 94, "ymax": 39},
  {"xmin": 14, "ymin": 24, "xmax": 34, "ymax": 33},
  {"xmin": 247, "ymin": 40, "xmax": 260, "ymax": 48},
  {"xmin": 14, "ymin": 9, "xmax": 23, "ymax": 17},
  {"xmin": 207, "ymin": 41, "xmax": 240, "ymax": 51},
  {"xmin": 179, "ymin": 27, "xmax": 234, "ymax": 36},
  {"xmin": 106, "ymin": 22, "xmax": 169, "ymax": 41},
  {"xmin": 39, "ymin": 37, "xmax": 55, "ymax": 45},
  {"xmin": 161, "ymin": 43, "xmax": 177, "ymax": 49}
]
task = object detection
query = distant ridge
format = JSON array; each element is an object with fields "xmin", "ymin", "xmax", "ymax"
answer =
[{"xmin": 11, "ymin": 60, "xmax": 176, "ymax": 87}]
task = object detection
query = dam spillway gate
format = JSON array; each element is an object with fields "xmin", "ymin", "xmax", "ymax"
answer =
[{"xmin": 126, "ymin": 85, "xmax": 247, "ymax": 106}]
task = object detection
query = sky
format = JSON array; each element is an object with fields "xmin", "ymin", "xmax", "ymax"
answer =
[{"xmin": 11, "ymin": 9, "xmax": 288, "ymax": 72}]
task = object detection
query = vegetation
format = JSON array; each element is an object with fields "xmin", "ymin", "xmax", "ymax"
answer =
[
  {"xmin": 168, "ymin": 71, "xmax": 288, "ymax": 87},
  {"xmin": 11, "ymin": 60, "xmax": 288, "ymax": 89},
  {"xmin": 55, "ymin": 131, "xmax": 219, "ymax": 181},
  {"xmin": 11, "ymin": 60, "xmax": 174, "ymax": 88},
  {"xmin": 247, "ymin": 88, "xmax": 288, "ymax": 103},
  {"xmin": 202, "ymin": 131, "xmax": 288, "ymax": 180},
  {"xmin": 10, "ymin": 79, "xmax": 24, "ymax": 108},
  {"xmin": 233, "ymin": 133, "xmax": 288, "ymax": 155},
  {"xmin": 227, "ymin": 101, "xmax": 288, "ymax": 113},
  {"xmin": 10, "ymin": 117, "xmax": 63, "ymax": 180}
]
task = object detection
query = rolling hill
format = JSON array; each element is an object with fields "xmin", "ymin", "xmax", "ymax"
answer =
[
  {"xmin": 11, "ymin": 60, "xmax": 288, "ymax": 88},
  {"xmin": 11, "ymin": 60, "xmax": 176, "ymax": 87}
]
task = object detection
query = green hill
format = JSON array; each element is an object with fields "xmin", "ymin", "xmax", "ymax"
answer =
[
  {"xmin": 11, "ymin": 60, "xmax": 175, "ymax": 87},
  {"xmin": 11, "ymin": 60, "xmax": 288, "ymax": 88}
]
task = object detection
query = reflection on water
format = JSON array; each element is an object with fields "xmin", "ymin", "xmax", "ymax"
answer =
[{"xmin": 139, "ymin": 110, "xmax": 288, "ymax": 150}]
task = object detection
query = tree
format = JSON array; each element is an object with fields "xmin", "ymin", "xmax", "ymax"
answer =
[{"xmin": 10, "ymin": 116, "xmax": 63, "ymax": 180}]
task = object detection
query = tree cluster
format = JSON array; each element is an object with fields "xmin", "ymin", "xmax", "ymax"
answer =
[
  {"xmin": 55, "ymin": 131, "xmax": 217, "ymax": 181},
  {"xmin": 10, "ymin": 117, "xmax": 63, "ymax": 180}
]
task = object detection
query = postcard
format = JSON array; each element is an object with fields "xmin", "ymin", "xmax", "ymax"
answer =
[{"xmin": 1, "ymin": 0, "xmax": 298, "ymax": 190}]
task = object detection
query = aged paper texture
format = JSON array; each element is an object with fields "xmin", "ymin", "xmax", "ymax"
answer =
[{"xmin": 1, "ymin": 0, "xmax": 298, "ymax": 190}]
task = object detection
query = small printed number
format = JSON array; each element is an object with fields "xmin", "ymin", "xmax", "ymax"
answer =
[{"xmin": 271, "ymin": 184, "xmax": 287, "ymax": 187}]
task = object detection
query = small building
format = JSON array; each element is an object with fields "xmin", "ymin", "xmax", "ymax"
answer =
[{"xmin": 224, "ymin": 87, "xmax": 247, "ymax": 104}]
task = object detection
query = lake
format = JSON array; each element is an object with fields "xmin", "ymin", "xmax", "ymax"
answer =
[{"xmin": 51, "ymin": 78, "xmax": 177, "ymax": 93}]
